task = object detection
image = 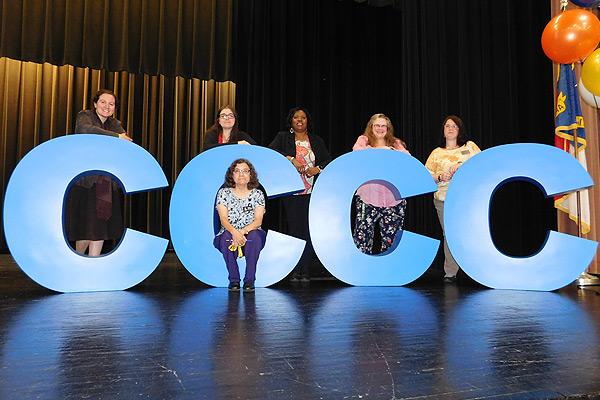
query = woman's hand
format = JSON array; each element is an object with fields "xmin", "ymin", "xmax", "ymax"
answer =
[
  {"xmin": 119, "ymin": 132, "xmax": 133, "ymax": 141},
  {"xmin": 305, "ymin": 166, "xmax": 320, "ymax": 177},
  {"xmin": 231, "ymin": 229, "xmax": 247, "ymax": 246},
  {"xmin": 449, "ymin": 163, "xmax": 461, "ymax": 174},
  {"xmin": 439, "ymin": 171, "xmax": 453, "ymax": 182},
  {"xmin": 290, "ymin": 157, "xmax": 305, "ymax": 173}
]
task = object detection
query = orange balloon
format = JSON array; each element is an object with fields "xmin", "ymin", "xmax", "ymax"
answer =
[{"xmin": 541, "ymin": 9, "xmax": 600, "ymax": 64}]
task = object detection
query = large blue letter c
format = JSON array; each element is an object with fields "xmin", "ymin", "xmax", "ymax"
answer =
[
  {"xmin": 3, "ymin": 135, "xmax": 169, "ymax": 292},
  {"xmin": 444, "ymin": 143, "xmax": 598, "ymax": 291},
  {"xmin": 309, "ymin": 149, "xmax": 439, "ymax": 286}
]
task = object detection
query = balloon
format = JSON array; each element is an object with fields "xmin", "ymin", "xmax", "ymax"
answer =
[
  {"xmin": 581, "ymin": 48, "xmax": 600, "ymax": 95},
  {"xmin": 578, "ymin": 78, "xmax": 600, "ymax": 108},
  {"xmin": 541, "ymin": 9, "xmax": 600, "ymax": 64},
  {"xmin": 570, "ymin": 0, "xmax": 600, "ymax": 7}
]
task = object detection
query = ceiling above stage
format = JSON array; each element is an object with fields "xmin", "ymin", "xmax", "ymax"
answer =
[{"xmin": 343, "ymin": 0, "xmax": 401, "ymax": 8}]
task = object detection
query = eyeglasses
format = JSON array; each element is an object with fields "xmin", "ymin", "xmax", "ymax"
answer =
[
  {"xmin": 373, "ymin": 124, "xmax": 388, "ymax": 129},
  {"xmin": 219, "ymin": 113, "xmax": 235, "ymax": 119},
  {"xmin": 444, "ymin": 124, "xmax": 458, "ymax": 129},
  {"xmin": 233, "ymin": 169, "xmax": 250, "ymax": 175}
]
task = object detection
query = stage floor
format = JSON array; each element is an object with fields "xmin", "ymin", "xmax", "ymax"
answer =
[{"xmin": 1, "ymin": 253, "xmax": 600, "ymax": 399}]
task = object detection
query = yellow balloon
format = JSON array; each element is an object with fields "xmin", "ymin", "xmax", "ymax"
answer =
[{"xmin": 581, "ymin": 48, "xmax": 600, "ymax": 96}]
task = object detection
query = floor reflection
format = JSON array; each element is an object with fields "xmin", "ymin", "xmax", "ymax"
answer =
[{"xmin": 1, "ymin": 283, "xmax": 600, "ymax": 399}]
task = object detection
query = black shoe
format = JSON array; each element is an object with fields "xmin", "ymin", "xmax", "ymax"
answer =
[
  {"xmin": 299, "ymin": 275, "xmax": 311, "ymax": 283},
  {"xmin": 289, "ymin": 274, "xmax": 300, "ymax": 283},
  {"xmin": 243, "ymin": 282, "xmax": 255, "ymax": 292},
  {"xmin": 228, "ymin": 282, "xmax": 240, "ymax": 291},
  {"xmin": 443, "ymin": 276, "xmax": 457, "ymax": 284}
]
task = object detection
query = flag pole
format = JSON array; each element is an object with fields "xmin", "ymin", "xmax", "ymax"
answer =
[
  {"xmin": 573, "ymin": 129, "xmax": 582, "ymax": 239},
  {"xmin": 574, "ymin": 69, "xmax": 600, "ymax": 287}
]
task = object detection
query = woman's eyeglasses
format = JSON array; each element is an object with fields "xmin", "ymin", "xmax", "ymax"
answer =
[{"xmin": 219, "ymin": 113, "xmax": 235, "ymax": 119}]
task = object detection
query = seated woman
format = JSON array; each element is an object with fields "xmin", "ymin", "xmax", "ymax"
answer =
[
  {"xmin": 352, "ymin": 113, "xmax": 410, "ymax": 254},
  {"xmin": 203, "ymin": 105, "xmax": 256, "ymax": 151},
  {"xmin": 213, "ymin": 158, "xmax": 266, "ymax": 292}
]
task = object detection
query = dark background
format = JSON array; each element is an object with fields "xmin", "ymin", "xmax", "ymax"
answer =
[
  {"xmin": 0, "ymin": 0, "xmax": 556, "ymax": 267},
  {"xmin": 233, "ymin": 0, "xmax": 555, "ymax": 267}
]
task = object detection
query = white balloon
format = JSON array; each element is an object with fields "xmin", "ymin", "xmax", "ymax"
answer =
[{"xmin": 578, "ymin": 78, "xmax": 600, "ymax": 109}]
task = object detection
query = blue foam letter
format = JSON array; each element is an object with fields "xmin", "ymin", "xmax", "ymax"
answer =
[
  {"xmin": 444, "ymin": 143, "xmax": 598, "ymax": 291},
  {"xmin": 3, "ymin": 135, "xmax": 169, "ymax": 292},
  {"xmin": 308, "ymin": 150, "xmax": 440, "ymax": 286},
  {"xmin": 169, "ymin": 145, "xmax": 306, "ymax": 287}
]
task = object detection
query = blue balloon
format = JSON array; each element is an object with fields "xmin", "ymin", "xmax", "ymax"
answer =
[
  {"xmin": 444, "ymin": 143, "xmax": 598, "ymax": 291},
  {"xmin": 3, "ymin": 135, "xmax": 169, "ymax": 292},
  {"xmin": 570, "ymin": 0, "xmax": 600, "ymax": 8},
  {"xmin": 169, "ymin": 145, "xmax": 306, "ymax": 287},
  {"xmin": 308, "ymin": 149, "xmax": 440, "ymax": 286}
]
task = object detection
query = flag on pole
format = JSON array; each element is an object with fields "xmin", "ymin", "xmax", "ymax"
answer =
[{"xmin": 554, "ymin": 63, "xmax": 591, "ymax": 234}]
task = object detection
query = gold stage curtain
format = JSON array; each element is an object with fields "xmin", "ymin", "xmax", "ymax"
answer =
[
  {"xmin": 0, "ymin": 56, "xmax": 235, "ymax": 249},
  {"xmin": 550, "ymin": 2, "xmax": 600, "ymax": 274},
  {"xmin": 0, "ymin": 0, "xmax": 234, "ymax": 81}
]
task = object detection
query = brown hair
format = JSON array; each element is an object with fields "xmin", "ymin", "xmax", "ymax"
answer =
[
  {"xmin": 206, "ymin": 105, "xmax": 240, "ymax": 143},
  {"xmin": 223, "ymin": 158, "xmax": 259, "ymax": 189},
  {"xmin": 441, "ymin": 115, "xmax": 468, "ymax": 148},
  {"xmin": 363, "ymin": 113, "xmax": 405, "ymax": 148},
  {"xmin": 92, "ymin": 89, "xmax": 119, "ymax": 110}
]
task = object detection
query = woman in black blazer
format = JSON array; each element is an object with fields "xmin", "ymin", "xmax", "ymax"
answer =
[
  {"xmin": 203, "ymin": 105, "xmax": 256, "ymax": 151},
  {"xmin": 269, "ymin": 107, "xmax": 331, "ymax": 282}
]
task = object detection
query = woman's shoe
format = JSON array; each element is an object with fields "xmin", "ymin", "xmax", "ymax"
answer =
[
  {"xmin": 443, "ymin": 276, "xmax": 457, "ymax": 284},
  {"xmin": 243, "ymin": 282, "xmax": 255, "ymax": 292},
  {"xmin": 228, "ymin": 282, "xmax": 241, "ymax": 291}
]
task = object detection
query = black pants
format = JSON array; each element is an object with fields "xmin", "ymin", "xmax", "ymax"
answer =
[{"xmin": 282, "ymin": 194, "xmax": 317, "ymax": 277}]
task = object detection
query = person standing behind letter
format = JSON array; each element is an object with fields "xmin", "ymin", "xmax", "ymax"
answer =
[
  {"xmin": 425, "ymin": 115, "xmax": 481, "ymax": 283},
  {"xmin": 352, "ymin": 113, "xmax": 410, "ymax": 255},
  {"xmin": 268, "ymin": 107, "xmax": 331, "ymax": 282},
  {"xmin": 65, "ymin": 89, "xmax": 132, "ymax": 257}
]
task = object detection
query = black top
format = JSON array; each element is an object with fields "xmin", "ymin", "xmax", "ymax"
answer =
[
  {"xmin": 203, "ymin": 129, "xmax": 257, "ymax": 151},
  {"xmin": 74, "ymin": 110, "xmax": 125, "ymax": 137},
  {"xmin": 268, "ymin": 131, "xmax": 332, "ymax": 170}
]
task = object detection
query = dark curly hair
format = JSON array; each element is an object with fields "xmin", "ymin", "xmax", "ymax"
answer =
[
  {"xmin": 285, "ymin": 106, "xmax": 312, "ymax": 133},
  {"xmin": 223, "ymin": 158, "xmax": 259, "ymax": 189},
  {"xmin": 441, "ymin": 115, "xmax": 468, "ymax": 148}
]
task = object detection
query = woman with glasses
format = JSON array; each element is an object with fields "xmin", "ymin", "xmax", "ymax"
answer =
[
  {"xmin": 203, "ymin": 105, "xmax": 256, "ymax": 151},
  {"xmin": 425, "ymin": 115, "xmax": 481, "ymax": 283},
  {"xmin": 352, "ymin": 113, "xmax": 409, "ymax": 255},
  {"xmin": 268, "ymin": 106, "xmax": 331, "ymax": 282},
  {"xmin": 214, "ymin": 158, "xmax": 266, "ymax": 292}
]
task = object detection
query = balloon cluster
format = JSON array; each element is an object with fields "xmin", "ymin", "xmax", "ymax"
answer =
[{"xmin": 542, "ymin": 1, "xmax": 600, "ymax": 107}]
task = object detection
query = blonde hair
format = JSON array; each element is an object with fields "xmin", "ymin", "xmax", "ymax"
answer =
[{"xmin": 363, "ymin": 113, "xmax": 404, "ymax": 148}]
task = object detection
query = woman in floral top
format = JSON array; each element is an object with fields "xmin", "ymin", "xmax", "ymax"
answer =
[
  {"xmin": 425, "ymin": 115, "xmax": 481, "ymax": 283},
  {"xmin": 268, "ymin": 107, "xmax": 331, "ymax": 282},
  {"xmin": 214, "ymin": 158, "xmax": 266, "ymax": 292}
]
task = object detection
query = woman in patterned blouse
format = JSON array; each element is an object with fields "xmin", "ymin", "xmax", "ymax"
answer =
[
  {"xmin": 425, "ymin": 115, "xmax": 481, "ymax": 283},
  {"xmin": 214, "ymin": 158, "xmax": 266, "ymax": 292}
]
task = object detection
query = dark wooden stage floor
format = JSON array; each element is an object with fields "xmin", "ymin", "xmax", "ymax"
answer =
[{"xmin": 1, "ymin": 253, "xmax": 600, "ymax": 399}]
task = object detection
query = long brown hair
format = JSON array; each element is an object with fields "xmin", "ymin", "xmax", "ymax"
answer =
[
  {"xmin": 223, "ymin": 158, "xmax": 259, "ymax": 189},
  {"xmin": 206, "ymin": 105, "xmax": 240, "ymax": 143},
  {"xmin": 363, "ymin": 113, "xmax": 404, "ymax": 148}
]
